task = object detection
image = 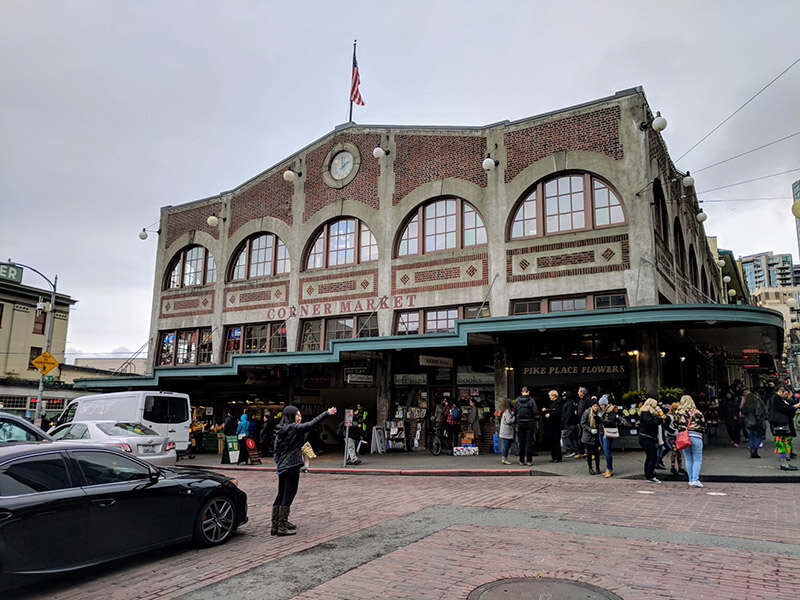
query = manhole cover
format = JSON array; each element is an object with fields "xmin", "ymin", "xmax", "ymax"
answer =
[{"xmin": 468, "ymin": 577, "xmax": 623, "ymax": 600}]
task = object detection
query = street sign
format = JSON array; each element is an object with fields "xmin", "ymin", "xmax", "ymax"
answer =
[
  {"xmin": 0, "ymin": 263, "xmax": 23, "ymax": 284},
  {"xmin": 31, "ymin": 351, "xmax": 59, "ymax": 375},
  {"xmin": 45, "ymin": 375, "xmax": 55, "ymax": 383},
  {"xmin": 344, "ymin": 409, "xmax": 354, "ymax": 427}
]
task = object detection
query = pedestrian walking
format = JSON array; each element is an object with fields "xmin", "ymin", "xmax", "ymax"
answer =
[
  {"xmin": 561, "ymin": 391, "xmax": 578, "ymax": 458},
  {"xmin": 353, "ymin": 402, "xmax": 369, "ymax": 455},
  {"xmin": 223, "ymin": 410, "xmax": 236, "ymax": 436},
  {"xmin": 445, "ymin": 400, "xmax": 463, "ymax": 453},
  {"xmin": 542, "ymin": 390, "xmax": 563, "ymax": 462},
  {"xmin": 468, "ymin": 398, "xmax": 482, "ymax": 441},
  {"xmin": 664, "ymin": 402, "xmax": 684, "ymax": 475},
  {"xmin": 580, "ymin": 399, "xmax": 602, "ymax": 475},
  {"xmin": 272, "ymin": 405, "xmax": 337, "ymax": 536},
  {"xmin": 740, "ymin": 391, "xmax": 767, "ymax": 459},
  {"xmin": 638, "ymin": 398, "xmax": 664, "ymax": 483},
  {"xmin": 768, "ymin": 384, "xmax": 800, "ymax": 471},
  {"xmin": 573, "ymin": 387, "xmax": 590, "ymax": 459},
  {"xmin": 597, "ymin": 395, "xmax": 617, "ymax": 477},
  {"xmin": 676, "ymin": 394, "xmax": 707, "ymax": 487},
  {"xmin": 498, "ymin": 398, "xmax": 515, "ymax": 465},
  {"xmin": 236, "ymin": 413, "xmax": 250, "ymax": 465},
  {"xmin": 260, "ymin": 409, "xmax": 275, "ymax": 456},
  {"xmin": 515, "ymin": 387, "xmax": 539, "ymax": 466},
  {"xmin": 721, "ymin": 390, "xmax": 741, "ymax": 447}
]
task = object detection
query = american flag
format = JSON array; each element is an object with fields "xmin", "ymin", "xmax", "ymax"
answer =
[{"xmin": 350, "ymin": 50, "xmax": 364, "ymax": 106}]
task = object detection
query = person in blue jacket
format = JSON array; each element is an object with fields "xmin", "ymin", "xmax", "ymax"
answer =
[{"xmin": 236, "ymin": 413, "xmax": 250, "ymax": 464}]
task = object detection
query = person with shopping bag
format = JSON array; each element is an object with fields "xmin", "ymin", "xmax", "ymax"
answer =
[{"xmin": 675, "ymin": 395, "xmax": 707, "ymax": 487}]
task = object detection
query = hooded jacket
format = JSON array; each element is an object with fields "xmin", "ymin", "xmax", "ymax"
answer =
[
  {"xmin": 274, "ymin": 411, "xmax": 330, "ymax": 474},
  {"xmin": 515, "ymin": 395, "xmax": 539, "ymax": 423},
  {"xmin": 236, "ymin": 414, "xmax": 249, "ymax": 435}
]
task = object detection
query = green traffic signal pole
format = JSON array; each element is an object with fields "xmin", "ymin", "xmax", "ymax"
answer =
[{"xmin": 9, "ymin": 261, "xmax": 57, "ymax": 429}]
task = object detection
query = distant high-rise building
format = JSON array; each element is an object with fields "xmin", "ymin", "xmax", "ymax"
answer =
[{"xmin": 739, "ymin": 251, "xmax": 795, "ymax": 291}]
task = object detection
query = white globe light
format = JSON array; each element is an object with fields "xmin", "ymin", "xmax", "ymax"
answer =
[
  {"xmin": 482, "ymin": 157, "xmax": 496, "ymax": 171},
  {"xmin": 716, "ymin": 259, "xmax": 725, "ymax": 268},
  {"xmin": 722, "ymin": 275, "xmax": 731, "ymax": 284},
  {"xmin": 372, "ymin": 147, "xmax": 386, "ymax": 159},
  {"xmin": 792, "ymin": 200, "xmax": 800, "ymax": 219},
  {"xmin": 138, "ymin": 230, "xmax": 148, "ymax": 241},
  {"xmin": 787, "ymin": 296, "xmax": 797, "ymax": 307},
  {"xmin": 283, "ymin": 169, "xmax": 296, "ymax": 183},
  {"xmin": 682, "ymin": 173, "xmax": 695, "ymax": 188},
  {"xmin": 728, "ymin": 288, "xmax": 737, "ymax": 297},
  {"xmin": 696, "ymin": 210, "xmax": 707, "ymax": 223},
  {"xmin": 651, "ymin": 112, "xmax": 667, "ymax": 132},
  {"xmin": 206, "ymin": 215, "xmax": 219, "ymax": 228}
]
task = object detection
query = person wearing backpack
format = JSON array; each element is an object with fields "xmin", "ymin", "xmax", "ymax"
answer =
[
  {"xmin": 446, "ymin": 401, "xmax": 463, "ymax": 453},
  {"xmin": 768, "ymin": 384, "xmax": 800, "ymax": 471},
  {"xmin": 515, "ymin": 387, "xmax": 539, "ymax": 466}
]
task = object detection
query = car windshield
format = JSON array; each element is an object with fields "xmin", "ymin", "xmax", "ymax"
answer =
[{"xmin": 96, "ymin": 422, "xmax": 159, "ymax": 437}]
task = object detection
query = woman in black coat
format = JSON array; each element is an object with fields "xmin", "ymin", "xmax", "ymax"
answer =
[
  {"xmin": 638, "ymin": 398, "xmax": 664, "ymax": 483},
  {"xmin": 272, "ymin": 405, "xmax": 337, "ymax": 536}
]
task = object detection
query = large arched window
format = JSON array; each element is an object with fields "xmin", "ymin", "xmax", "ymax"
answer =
[
  {"xmin": 688, "ymin": 245, "xmax": 699, "ymax": 288},
  {"xmin": 653, "ymin": 179, "xmax": 669, "ymax": 244},
  {"xmin": 673, "ymin": 218, "xmax": 687, "ymax": 274},
  {"xmin": 228, "ymin": 233, "xmax": 290, "ymax": 281},
  {"xmin": 509, "ymin": 172, "xmax": 625, "ymax": 239},
  {"xmin": 701, "ymin": 268, "xmax": 709, "ymax": 298},
  {"xmin": 165, "ymin": 245, "xmax": 215, "ymax": 289},
  {"xmin": 305, "ymin": 218, "xmax": 378, "ymax": 270},
  {"xmin": 396, "ymin": 198, "xmax": 486, "ymax": 257}
]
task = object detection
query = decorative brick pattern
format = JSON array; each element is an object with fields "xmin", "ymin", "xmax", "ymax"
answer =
[
  {"xmin": 303, "ymin": 133, "xmax": 381, "ymax": 222},
  {"xmin": 414, "ymin": 266, "xmax": 461, "ymax": 283},
  {"xmin": 300, "ymin": 269, "xmax": 378, "ymax": 304},
  {"xmin": 506, "ymin": 234, "xmax": 630, "ymax": 282},
  {"xmin": 165, "ymin": 202, "xmax": 222, "ymax": 247},
  {"xmin": 602, "ymin": 248, "xmax": 615, "ymax": 261},
  {"xmin": 504, "ymin": 106, "xmax": 623, "ymax": 183},
  {"xmin": 318, "ymin": 280, "xmax": 357, "ymax": 294},
  {"xmin": 518, "ymin": 258, "xmax": 530, "ymax": 271},
  {"xmin": 229, "ymin": 171, "xmax": 292, "ymax": 236},
  {"xmin": 466, "ymin": 265, "xmax": 478, "ymax": 278},
  {"xmin": 223, "ymin": 280, "xmax": 289, "ymax": 313},
  {"xmin": 159, "ymin": 289, "xmax": 215, "ymax": 319},
  {"xmin": 393, "ymin": 254, "xmax": 488, "ymax": 294},
  {"xmin": 537, "ymin": 250, "xmax": 594, "ymax": 268},
  {"xmin": 393, "ymin": 135, "xmax": 487, "ymax": 204}
]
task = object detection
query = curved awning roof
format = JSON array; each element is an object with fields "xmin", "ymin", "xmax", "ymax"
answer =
[{"xmin": 75, "ymin": 304, "xmax": 783, "ymax": 389}]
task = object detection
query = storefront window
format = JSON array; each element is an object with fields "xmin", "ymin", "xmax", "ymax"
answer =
[
  {"xmin": 325, "ymin": 317, "xmax": 355, "ymax": 348},
  {"xmin": 425, "ymin": 309, "xmax": 458, "ymax": 332},
  {"xmin": 549, "ymin": 297, "xmax": 587, "ymax": 312},
  {"xmin": 270, "ymin": 323, "xmax": 287, "ymax": 352},
  {"xmin": 512, "ymin": 300, "xmax": 542, "ymax": 315},
  {"xmin": 224, "ymin": 326, "xmax": 242, "ymax": 362},
  {"xmin": 356, "ymin": 314, "xmax": 378, "ymax": 337},
  {"xmin": 197, "ymin": 329, "xmax": 213, "ymax": 363},
  {"xmin": 463, "ymin": 305, "xmax": 489, "ymax": 319},
  {"xmin": 158, "ymin": 333, "xmax": 175, "ymax": 366},
  {"xmin": 300, "ymin": 320, "xmax": 322, "ymax": 351},
  {"xmin": 396, "ymin": 311, "xmax": 419, "ymax": 335},
  {"xmin": 176, "ymin": 330, "xmax": 198, "ymax": 364},
  {"xmin": 159, "ymin": 327, "xmax": 211, "ymax": 366},
  {"xmin": 595, "ymin": 293, "xmax": 626, "ymax": 309},
  {"xmin": 244, "ymin": 324, "xmax": 269, "ymax": 353}
]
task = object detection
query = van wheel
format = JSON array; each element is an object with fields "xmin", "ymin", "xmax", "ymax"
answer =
[{"xmin": 194, "ymin": 496, "xmax": 236, "ymax": 547}]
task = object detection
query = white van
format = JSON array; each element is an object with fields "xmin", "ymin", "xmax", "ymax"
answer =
[{"xmin": 53, "ymin": 391, "xmax": 192, "ymax": 452}]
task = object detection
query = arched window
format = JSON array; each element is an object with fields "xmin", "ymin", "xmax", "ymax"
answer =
[
  {"xmin": 509, "ymin": 172, "xmax": 625, "ymax": 239},
  {"xmin": 396, "ymin": 198, "xmax": 486, "ymax": 257},
  {"xmin": 653, "ymin": 179, "xmax": 669, "ymax": 244},
  {"xmin": 228, "ymin": 233, "xmax": 290, "ymax": 281},
  {"xmin": 305, "ymin": 218, "xmax": 378, "ymax": 270},
  {"xmin": 688, "ymin": 245, "xmax": 699, "ymax": 287},
  {"xmin": 165, "ymin": 245, "xmax": 215, "ymax": 289},
  {"xmin": 701, "ymin": 268, "xmax": 709, "ymax": 298},
  {"xmin": 673, "ymin": 218, "xmax": 686, "ymax": 274}
]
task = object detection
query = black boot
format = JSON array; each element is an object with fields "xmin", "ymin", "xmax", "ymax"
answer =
[
  {"xmin": 270, "ymin": 505, "xmax": 280, "ymax": 536},
  {"xmin": 276, "ymin": 506, "xmax": 296, "ymax": 536},
  {"xmin": 285, "ymin": 506, "xmax": 297, "ymax": 531},
  {"xmin": 750, "ymin": 450, "xmax": 760, "ymax": 459}
]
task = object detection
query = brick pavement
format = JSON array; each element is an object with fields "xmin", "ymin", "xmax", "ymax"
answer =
[{"xmin": 11, "ymin": 471, "xmax": 800, "ymax": 600}]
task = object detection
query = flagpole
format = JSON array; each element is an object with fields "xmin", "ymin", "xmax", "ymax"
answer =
[{"xmin": 349, "ymin": 40, "xmax": 356, "ymax": 122}]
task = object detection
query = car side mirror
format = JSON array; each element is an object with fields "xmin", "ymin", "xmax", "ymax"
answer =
[{"xmin": 149, "ymin": 468, "xmax": 160, "ymax": 484}]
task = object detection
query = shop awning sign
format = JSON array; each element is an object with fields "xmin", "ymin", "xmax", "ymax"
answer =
[
  {"xmin": 456, "ymin": 370, "xmax": 495, "ymax": 385},
  {"xmin": 518, "ymin": 360, "xmax": 627, "ymax": 386},
  {"xmin": 346, "ymin": 373, "xmax": 374, "ymax": 385},
  {"xmin": 394, "ymin": 373, "xmax": 428, "ymax": 385},
  {"xmin": 419, "ymin": 355, "xmax": 453, "ymax": 368}
]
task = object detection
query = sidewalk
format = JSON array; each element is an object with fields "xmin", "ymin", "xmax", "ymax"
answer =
[{"xmin": 182, "ymin": 439, "xmax": 800, "ymax": 482}]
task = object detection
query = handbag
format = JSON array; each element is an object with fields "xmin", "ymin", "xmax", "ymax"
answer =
[
  {"xmin": 675, "ymin": 410, "xmax": 694, "ymax": 450},
  {"xmin": 603, "ymin": 427, "xmax": 620, "ymax": 439}
]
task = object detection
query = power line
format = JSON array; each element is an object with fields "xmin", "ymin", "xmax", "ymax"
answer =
[
  {"xmin": 692, "ymin": 130, "xmax": 800, "ymax": 174},
  {"xmin": 675, "ymin": 55, "xmax": 800, "ymax": 163},
  {"xmin": 696, "ymin": 167, "xmax": 800, "ymax": 194},
  {"xmin": 701, "ymin": 197, "xmax": 792, "ymax": 203}
]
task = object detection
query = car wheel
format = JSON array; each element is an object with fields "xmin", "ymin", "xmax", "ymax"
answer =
[{"xmin": 194, "ymin": 495, "xmax": 237, "ymax": 547}]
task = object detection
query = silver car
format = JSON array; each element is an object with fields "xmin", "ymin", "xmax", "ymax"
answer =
[{"xmin": 48, "ymin": 421, "xmax": 177, "ymax": 466}]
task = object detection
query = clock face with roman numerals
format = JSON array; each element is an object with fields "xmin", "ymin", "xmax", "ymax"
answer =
[{"xmin": 330, "ymin": 151, "xmax": 354, "ymax": 180}]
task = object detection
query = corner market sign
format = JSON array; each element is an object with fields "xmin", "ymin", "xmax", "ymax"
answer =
[{"xmin": 0, "ymin": 263, "xmax": 23, "ymax": 284}]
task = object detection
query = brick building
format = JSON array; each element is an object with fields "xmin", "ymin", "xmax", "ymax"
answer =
[{"xmin": 79, "ymin": 88, "xmax": 783, "ymax": 446}]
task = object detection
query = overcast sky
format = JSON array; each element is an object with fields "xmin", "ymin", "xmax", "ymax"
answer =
[{"xmin": 1, "ymin": 0, "xmax": 799, "ymax": 355}]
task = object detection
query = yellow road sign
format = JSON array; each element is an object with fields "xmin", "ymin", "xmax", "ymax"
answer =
[{"xmin": 31, "ymin": 351, "xmax": 59, "ymax": 375}]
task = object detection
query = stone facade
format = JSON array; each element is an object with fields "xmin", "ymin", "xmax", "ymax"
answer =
[{"xmin": 146, "ymin": 87, "xmax": 720, "ymax": 371}]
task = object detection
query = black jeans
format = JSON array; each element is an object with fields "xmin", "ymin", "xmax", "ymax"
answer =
[
  {"xmin": 274, "ymin": 466, "xmax": 301, "ymax": 507},
  {"xmin": 584, "ymin": 443, "xmax": 600, "ymax": 471},
  {"xmin": 639, "ymin": 435, "xmax": 658, "ymax": 479},
  {"xmin": 518, "ymin": 422, "xmax": 535, "ymax": 463},
  {"xmin": 447, "ymin": 424, "xmax": 461, "ymax": 451},
  {"xmin": 724, "ymin": 419, "xmax": 741, "ymax": 444},
  {"xmin": 548, "ymin": 430, "xmax": 562, "ymax": 461}
]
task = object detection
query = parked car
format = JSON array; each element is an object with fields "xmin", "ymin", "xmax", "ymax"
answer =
[
  {"xmin": 0, "ymin": 412, "xmax": 52, "ymax": 445},
  {"xmin": 53, "ymin": 391, "xmax": 191, "ymax": 453},
  {"xmin": 0, "ymin": 442, "xmax": 247, "ymax": 579},
  {"xmin": 48, "ymin": 421, "xmax": 177, "ymax": 466}
]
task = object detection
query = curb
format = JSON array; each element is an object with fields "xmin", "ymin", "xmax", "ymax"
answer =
[
  {"xmin": 195, "ymin": 464, "xmax": 556, "ymax": 477},
  {"xmin": 621, "ymin": 473, "xmax": 800, "ymax": 484}
]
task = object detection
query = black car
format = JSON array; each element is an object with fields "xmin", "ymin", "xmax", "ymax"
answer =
[
  {"xmin": 0, "ymin": 442, "xmax": 247, "ymax": 578},
  {"xmin": 0, "ymin": 412, "xmax": 53, "ymax": 444}
]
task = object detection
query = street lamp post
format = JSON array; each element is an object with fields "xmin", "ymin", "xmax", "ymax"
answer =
[{"xmin": 9, "ymin": 261, "xmax": 57, "ymax": 428}]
